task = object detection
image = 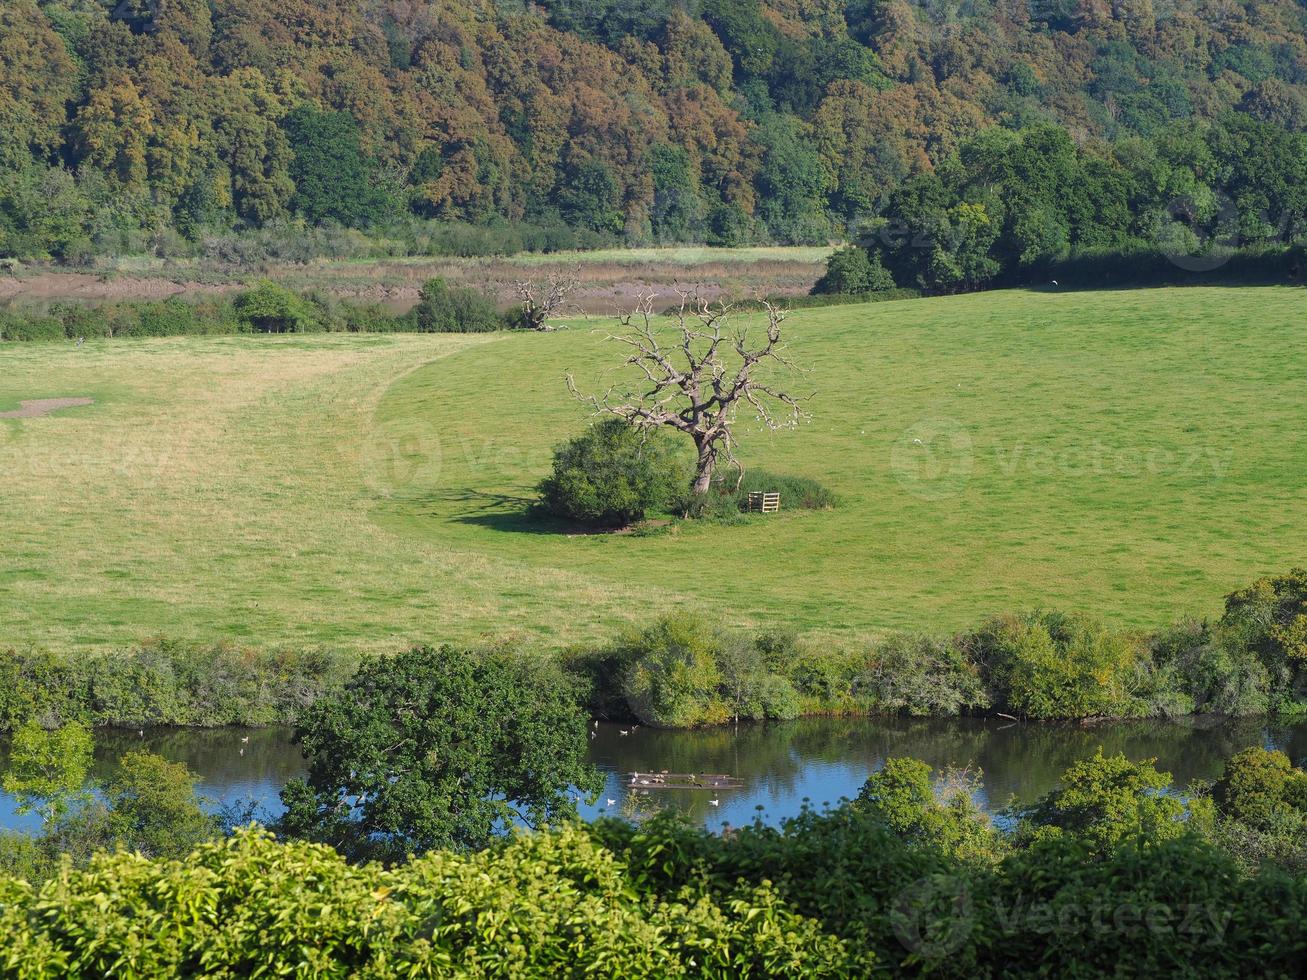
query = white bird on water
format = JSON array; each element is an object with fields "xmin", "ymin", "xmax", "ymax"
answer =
[
  {"xmin": 606, "ymin": 799, "xmax": 616, "ymax": 807},
  {"xmin": 619, "ymin": 729, "xmax": 630, "ymax": 736},
  {"xmin": 709, "ymin": 799, "xmax": 720, "ymax": 807},
  {"xmin": 240, "ymin": 736, "xmax": 249, "ymax": 744}
]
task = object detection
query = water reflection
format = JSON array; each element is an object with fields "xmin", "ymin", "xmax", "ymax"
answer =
[{"xmin": 1, "ymin": 717, "xmax": 1302, "ymax": 834}]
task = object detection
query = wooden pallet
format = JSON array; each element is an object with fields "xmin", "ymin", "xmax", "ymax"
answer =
[
  {"xmin": 746, "ymin": 491, "xmax": 780, "ymax": 513},
  {"xmin": 625, "ymin": 772, "xmax": 744, "ymax": 791}
]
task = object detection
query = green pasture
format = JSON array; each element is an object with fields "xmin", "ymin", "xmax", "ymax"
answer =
[{"xmin": 2, "ymin": 286, "xmax": 1304, "ymax": 652}]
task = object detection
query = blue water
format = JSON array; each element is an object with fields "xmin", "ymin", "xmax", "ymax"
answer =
[{"xmin": 3, "ymin": 715, "xmax": 1303, "ymax": 834}]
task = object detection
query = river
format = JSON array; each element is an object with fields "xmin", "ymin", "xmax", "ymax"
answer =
[{"xmin": 2, "ymin": 716, "xmax": 1303, "ymax": 834}]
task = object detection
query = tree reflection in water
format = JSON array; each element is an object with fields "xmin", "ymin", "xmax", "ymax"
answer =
[{"xmin": 2, "ymin": 718, "xmax": 1303, "ymax": 833}]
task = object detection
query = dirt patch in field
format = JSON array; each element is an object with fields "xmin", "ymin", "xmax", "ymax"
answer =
[{"xmin": 0, "ymin": 397, "xmax": 95, "ymax": 418}]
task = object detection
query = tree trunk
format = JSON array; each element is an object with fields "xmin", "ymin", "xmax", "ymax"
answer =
[{"xmin": 691, "ymin": 440, "xmax": 716, "ymax": 496}]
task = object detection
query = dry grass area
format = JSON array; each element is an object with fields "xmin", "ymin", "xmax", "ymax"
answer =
[{"xmin": 0, "ymin": 246, "xmax": 832, "ymax": 314}]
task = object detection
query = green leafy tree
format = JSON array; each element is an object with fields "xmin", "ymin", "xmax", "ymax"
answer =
[
  {"xmin": 103, "ymin": 751, "xmax": 221, "ymax": 859},
  {"xmin": 536, "ymin": 417, "xmax": 690, "ymax": 526},
  {"xmin": 856, "ymin": 758, "xmax": 1001, "ymax": 862},
  {"xmin": 282, "ymin": 105, "xmax": 388, "ymax": 228},
  {"xmin": 2, "ymin": 721, "xmax": 93, "ymax": 829},
  {"xmin": 278, "ymin": 645, "xmax": 602, "ymax": 860},
  {"xmin": 1014, "ymin": 750, "xmax": 1187, "ymax": 854},
  {"xmin": 812, "ymin": 245, "xmax": 895, "ymax": 294}
]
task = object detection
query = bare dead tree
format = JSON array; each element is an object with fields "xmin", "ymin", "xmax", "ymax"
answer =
[
  {"xmin": 567, "ymin": 288, "xmax": 810, "ymax": 499},
  {"xmin": 513, "ymin": 265, "xmax": 583, "ymax": 330}
]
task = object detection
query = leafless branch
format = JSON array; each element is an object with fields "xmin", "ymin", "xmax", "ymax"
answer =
[{"xmin": 566, "ymin": 287, "xmax": 810, "ymax": 496}]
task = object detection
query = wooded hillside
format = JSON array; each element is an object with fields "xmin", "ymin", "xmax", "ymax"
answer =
[{"xmin": 3, "ymin": 0, "xmax": 1306, "ymax": 258}]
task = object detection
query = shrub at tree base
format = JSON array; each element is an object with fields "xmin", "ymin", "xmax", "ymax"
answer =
[
  {"xmin": 535, "ymin": 418, "xmax": 690, "ymax": 526},
  {"xmin": 413, "ymin": 277, "xmax": 503, "ymax": 332},
  {"xmin": 232, "ymin": 280, "xmax": 319, "ymax": 333}
]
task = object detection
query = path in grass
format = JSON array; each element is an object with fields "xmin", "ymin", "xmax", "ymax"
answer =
[{"xmin": 1, "ymin": 286, "xmax": 1304, "ymax": 652}]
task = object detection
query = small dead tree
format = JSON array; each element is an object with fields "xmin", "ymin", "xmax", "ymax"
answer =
[
  {"xmin": 567, "ymin": 289, "xmax": 809, "ymax": 500},
  {"xmin": 513, "ymin": 265, "xmax": 582, "ymax": 330}
]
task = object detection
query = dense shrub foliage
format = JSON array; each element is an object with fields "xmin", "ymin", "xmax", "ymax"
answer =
[
  {"xmin": 0, "ymin": 641, "xmax": 355, "ymax": 732},
  {"xmin": 535, "ymin": 419, "xmax": 691, "ymax": 526},
  {"xmin": 279, "ymin": 645, "xmax": 602, "ymax": 860},
  {"xmin": 2, "ymin": 768, "xmax": 1302, "ymax": 977},
  {"xmin": 413, "ymin": 277, "xmax": 505, "ymax": 332}
]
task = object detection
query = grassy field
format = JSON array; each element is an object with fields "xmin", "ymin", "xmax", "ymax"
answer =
[{"xmin": 2, "ymin": 285, "xmax": 1305, "ymax": 653}]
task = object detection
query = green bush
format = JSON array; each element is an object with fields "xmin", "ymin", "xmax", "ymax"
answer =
[
  {"xmin": 1147, "ymin": 619, "xmax": 1273, "ymax": 716},
  {"xmin": 412, "ymin": 277, "xmax": 503, "ymax": 332},
  {"xmin": 120, "ymin": 298, "xmax": 204, "ymax": 337},
  {"xmin": 811, "ymin": 245, "xmax": 896, "ymax": 294},
  {"xmin": 616, "ymin": 614, "xmax": 729, "ymax": 728},
  {"xmin": 855, "ymin": 758, "xmax": 1001, "ymax": 862},
  {"xmin": 1187, "ymin": 747, "xmax": 1307, "ymax": 872},
  {"xmin": 1011, "ymin": 750, "xmax": 1187, "ymax": 854},
  {"xmin": 858, "ymin": 634, "xmax": 989, "ymax": 716},
  {"xmin": 232, "ymin": 280, "xmax": 319, "ymax": 333},
  {"xmin": 733, "ymin": 470, "xmax": 837, "ymax": 511},
  {"xmin": 0, "ymin": 642, "xmax": 356, "ymax": 732},
  {"xmin": 965, "ymin": 611, "xmax": 1146, "ymax": 719},
  {"xmin": 535, "ymin": 418, "xmax": 690, "ymax": 526},
  {"xmin": 0, "ymin": 313, "xmax": 65, "ymax": 341}
]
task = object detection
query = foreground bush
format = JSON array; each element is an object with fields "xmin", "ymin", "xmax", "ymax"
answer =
[
  {"xmin": 3, "ymin": 793, "xmax": 1304, "ymax": 977},
  {"xmin": 0, "ymin": 826, "xmax": 866, "ymax": 978}
]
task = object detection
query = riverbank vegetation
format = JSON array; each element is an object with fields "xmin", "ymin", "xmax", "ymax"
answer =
[
  {"xmin": 2, "ymin": 569, "xmax": 1303, "ymax": 733},
  {"xmin": 0, "ymin": 278, "xmax": 514, "ymax": 341}
]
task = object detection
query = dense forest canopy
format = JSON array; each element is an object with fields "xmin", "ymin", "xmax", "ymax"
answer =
[{"xmin": 2, "ymin": 0, "xmax": 1307, "ymax": 259}]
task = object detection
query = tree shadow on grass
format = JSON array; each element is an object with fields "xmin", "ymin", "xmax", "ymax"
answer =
[{"xmin": 448, "ymin": 491, "xmax": 643, "ymax": 536}]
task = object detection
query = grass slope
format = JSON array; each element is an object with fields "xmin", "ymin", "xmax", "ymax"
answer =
[{"xmin": 1, "ymin": 286, "xmax": 1304, "ymax": 652}]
